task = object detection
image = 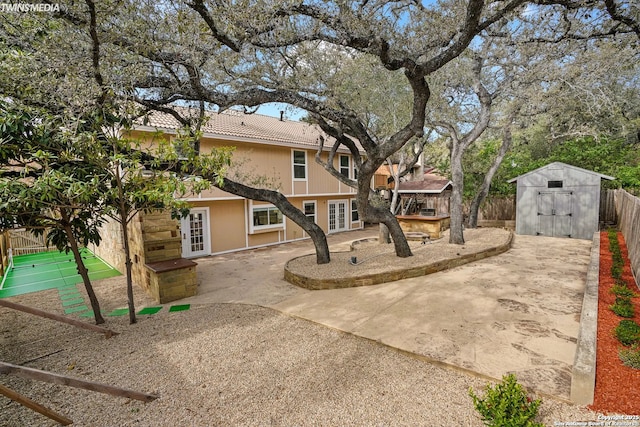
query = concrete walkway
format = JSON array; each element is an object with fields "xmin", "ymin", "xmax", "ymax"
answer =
[{"xmin": 180, "ymin": 226, "xmax": 593, "ymax": 400}]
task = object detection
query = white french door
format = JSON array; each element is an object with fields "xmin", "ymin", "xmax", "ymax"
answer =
[
  {"xmin": 328, "ymin": 200, "xmax": 348, "ymax": 233},
  {"xmin": 181, "ymin": 208, "xmax": 211, "ymax": 258}
]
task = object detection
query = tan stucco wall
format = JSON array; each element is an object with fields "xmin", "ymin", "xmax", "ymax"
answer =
[
  {"xmin": 121, "ymin": 128, "xmax": 363, "ymax": 256},
  {"xmin": 127, "ymin": 129, "xmax": 357, "ymax": 199},
  {"xmin": 190, "ymin": 200, "xmax": 246, "ymax": 253},
  {"xmin": 248, "ymin": 230, "xmax": 285, "ymax": 247}
]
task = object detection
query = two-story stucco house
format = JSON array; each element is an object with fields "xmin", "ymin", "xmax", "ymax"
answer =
[{"xmin": 130, "ymin": 108, "xmax": 363, "ymax": 258}]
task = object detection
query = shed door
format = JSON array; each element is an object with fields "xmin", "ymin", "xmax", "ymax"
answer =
[{"xmin": 537, "ymin": 191, "xmax": 573, "ymax": 238}]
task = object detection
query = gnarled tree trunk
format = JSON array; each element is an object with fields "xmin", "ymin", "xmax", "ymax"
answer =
[
  {"xmin": 449, "ymin": 145, "xmax": 466, "ymax": 245},
  {"xmin": 219, "ymin": 178, "xmax": 331, "ymax": 264},
  {"xmin": 358, "ymin": 171, "xmax": 412, "ymax": 257},
  {"xmin": 467, "ymin": 112, "xmax": 517, "ymax": 228}
]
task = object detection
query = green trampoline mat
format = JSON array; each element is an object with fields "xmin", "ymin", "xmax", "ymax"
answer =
[
  {"xmin": 0, "ymin": 249, "xmax": 120, "ymax": 298},
  {"xmin": 107, "ymin": 308, "xmax": 129, "ymax": 317},
  {"xmin": 169, "ymin": 304, "xmax": 190, "ymax": 312},
  {"xmin": 138, "ymin": 306, "xmax": 163, "ymax": 315}
]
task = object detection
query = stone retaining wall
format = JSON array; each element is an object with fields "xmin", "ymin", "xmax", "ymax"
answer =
[
  {"xmin": 570, "ymin": 232, "xmax": 599, "ymax": 405},
  {"xmin": 93, "ymin": 210, "xmax": 197, "ymax": 303},
  {"xmin": 285, "ymin": 232, "xmax": 513, "ymax": 290}
]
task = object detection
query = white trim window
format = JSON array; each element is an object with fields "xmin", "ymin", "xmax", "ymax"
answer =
[
  {"xmin": 251, "ymin": 204, "xmax": 284, "ymax": 232},
  {"xmin": 292, "ymin": 150, "xmax": 307, "ymax": 180},
  {"xmin": 303, "ymin": 201, "xmax": 316, "ymax": 223},
  {"xmin": 339, "ymin": 155, "xmax": 350, "ymax": 178},
  {"xmin": 351, "ymin": 199, "xmax": 359, "ymax": 222}
]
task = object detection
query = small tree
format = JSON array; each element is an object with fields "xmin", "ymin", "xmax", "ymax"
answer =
[{"xmin": 0, "ymin": 104, "xmax": 107, "ymax": 324}]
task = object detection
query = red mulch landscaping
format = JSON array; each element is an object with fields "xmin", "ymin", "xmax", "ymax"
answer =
[{"xmin": 589, "ymin": 231, "xmax": 640, "ymax": 414}]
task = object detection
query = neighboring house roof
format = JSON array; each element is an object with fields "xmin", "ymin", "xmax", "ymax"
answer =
[
  {"xmin": 135, "ymin": 107, "xmax": 362, "ymax": 153},
  {"xmin": 374, "ymin": 165, "xmax": 438, "ymax": 177},
  {"xmin": 423, "ymin": 171, "xmax": 448, "ymax": 181},
  {"xmin": 397, "ymin": 179, "xmax": 452, "ymax": 194},
  {"xmin": 507, "ymin": 161, "xmax": 615, "ymax": 183},
  {"xmin": 374, "ymin": 164, "xmax": 401, "ymax": 177}
]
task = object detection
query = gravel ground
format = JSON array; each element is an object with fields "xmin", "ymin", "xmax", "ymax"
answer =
[
  {"xmin": 286, "ymin": 228, "xmax": 512, "ymax": 279},
  {"xmin": 0, "ymin": 276, "xmax": 602, "ymax": 426}
]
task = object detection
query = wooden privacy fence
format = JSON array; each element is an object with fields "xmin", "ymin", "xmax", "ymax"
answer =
[
  {"xmin": 464, "ymin": 196, "xmax": 516, "ymax": 221},
  {"xmin": 612, "ymin": 189, "xmax": 640, "ymax": 286},
  {"xmin": 600, "ymin": 189, "xmax": 617, "ymax": 226},
  {"xmin": 7, "ymin": 228, "xmax": 49, "ymax": 256}
]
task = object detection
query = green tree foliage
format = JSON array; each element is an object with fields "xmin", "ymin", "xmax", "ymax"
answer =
[
  {"xmin": 0, "ymin": 102, "xmax": 107, "ymax": 324},
  {"xmin": 1, "ymin": 0, "xmax": 638, "ymax": 261},
  {"xmin": 477, "ymin": 136, "xmax": 640, "ymax": 197}
]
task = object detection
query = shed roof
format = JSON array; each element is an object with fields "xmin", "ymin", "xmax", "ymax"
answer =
[
  {"xmin": 507, "ymin": 162, "xmax": 615, "ymax": 183},
  {"xmin": 134, "ymin": 107, "xmax": 362, "ymax": 153},
  {"xmin": 397, "ymin": 179, "xmax": 452, "ymax": 194}
]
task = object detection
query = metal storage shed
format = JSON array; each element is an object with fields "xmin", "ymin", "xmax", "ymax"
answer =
[{"xmin": 508, "ymin": 162, "xmax": 614, "ymax": 240}]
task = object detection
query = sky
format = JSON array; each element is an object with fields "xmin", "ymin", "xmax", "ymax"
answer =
[{"xmin": 256, "ymin": 102, "xmax": 306, "ymax": 121}]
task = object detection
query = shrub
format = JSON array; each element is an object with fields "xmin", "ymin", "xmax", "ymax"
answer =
[
  {"xmin": 615, "ymin": 320, "xmax": 640, "ymax": 346},
  {"xmin": 611, "ymin": 264, "xmax": 623, "ymax": 279},
  {"xmin": 611, "ymin": 296, "xmax": 635, "ymax": 318},
  {"xmin": 469, "ymin": 374, "xmax": 543, "ymax": 427},
  {"xmin": 619, "ymin": 346, "xmax": 640, "ymax": 369},
  {"xmin": 611, "ymin": 283, "xmax": 637, "ymax": 298}
]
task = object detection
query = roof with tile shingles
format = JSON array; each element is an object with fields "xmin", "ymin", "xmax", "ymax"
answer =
[{"xmin": 137, "ymin": 107, "xmax": 361, "ymax": 153}]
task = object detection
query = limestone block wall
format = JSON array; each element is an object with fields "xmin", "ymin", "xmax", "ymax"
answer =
[
  {"xmin": 129, "ymin": 210, "xmax": 181, "ymax": 295},
  {"xmin": 145, "ymin": 259, "xmax": 197, "ymax": 303},
  {"xmin": 95, "ymin": 210, "xmax": 198, "ymax": 304},
  {"xmin": 92, "ymin": 219, "xmax": 125, "ymax": 273},
  {"xmin": 397, "ymin": 216, "xmax": 451, "ymax": 239}
]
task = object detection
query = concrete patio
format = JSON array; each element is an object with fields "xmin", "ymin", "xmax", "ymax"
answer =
[{"xmin": 179, "ymin": 227, "xmax": 594, "ymax": 400}]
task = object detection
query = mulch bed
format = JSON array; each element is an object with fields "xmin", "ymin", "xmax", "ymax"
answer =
[{"xmin": 590, "ymin": 231, "xmax": 640, "ymax": 414}]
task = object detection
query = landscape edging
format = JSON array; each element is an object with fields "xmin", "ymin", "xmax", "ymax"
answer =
[
  {"xmin": 570, "ymin": 231, "xmax": 599, "ymax": 405},
  {"xmin": 284, "ymin": 231, "xmax": 514, "ymax": 290}
]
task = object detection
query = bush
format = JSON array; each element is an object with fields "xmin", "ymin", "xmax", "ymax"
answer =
[
  {"xmin": 615, "ymin": 320, "xmax": 640, "ymax": 346},
  {"xmin": 611, "ymin": 264, "xmax": 623, "ymax": 279},
  {"xmin": 469, "ymin": 374, "xmax": 543, "ymax": 427},
  {"xmin": 611, "ymin": 283, "xmax": 637, "ymax": 298},
  {"xmin": 608, "ymin": 231, "xmax": 624, "ymax": 279},
  {"xmin": 611, "ymin": 296, "xmax": 635, "ymax": 318},
  {"xmin": 619, "ymin": 346, "xmax": 640, "ymax": 369}
]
